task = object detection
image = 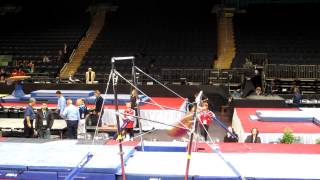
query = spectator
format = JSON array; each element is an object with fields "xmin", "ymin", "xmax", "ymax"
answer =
[
  {"xmin": 223, "ymin": 126, "xmax": 238, "ymax": 143},
  {"xmin": 292, "ymin": 87, "xmax": 301, "ymax": 107},
  {"xmin": 252, "ymin": 87, "xmax": 263, "ymax": 96},
  {"xmin": 17, "ymin": 68, "xmax": 26, "ymax": 76},
  {"xmin": 0, "ymin": 68, "xmax": 6, "ymax": 81},
  {"xmin": 15, "ymin": 60, "xmax": 20, "ymax": 67},
  {"xmin": 21, "ymin": 60, "xmax": 28, "ymax": 69},
  {"xmin": 245, "ymin": 128, "xmax": 261, "ymax": 143},
  {"xmin": 68, "ymin": 72, "xmax": 80, "ymax": 83},
  {"xmin": 69, "ymin": 72, "xmax": 75, "ymax": 83},
  {"xmin": 27, "ymin": 61, "xmax": 34, "ymax": 73},
  {"xmin": 10, "ymin": 68, "xmax": 17, "ymax": 77},
  {"xmin": 55, "ymin": 76, "xmax": 61, "ymax": 84},
  {"xmin": 63, "ymin": 43, "xmax": 68, "ymax": 55},
  {"xmin": 62, "ymin": 99, "xmax": 80, "ymax": 139},
  {"xmin": 85, "ymin": 67, "xmax": 95, "ymax": 84},
  {"xmin": 243, "ymin": 58, "xmax": 254, "ymax": 69},
  {"xmin": 43, "ymin": 55, "xmax": 50, "ymax": 63},
  {"xmin": 57, "ymin": 50, "xmax": 65, "ymax": 66}
]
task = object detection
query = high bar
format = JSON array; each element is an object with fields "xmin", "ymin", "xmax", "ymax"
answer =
[{"xmin": 111, "ymin": 56, "xmax": 135, "ymax": 62}]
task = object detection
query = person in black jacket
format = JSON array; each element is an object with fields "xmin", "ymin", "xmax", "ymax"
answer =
[
  {"xmin": 223, "ymin": 126, "xmax": 238, "ymax": 143},
  {"xmin": 35, "ymin": 103, "xmax": 54, "ymax": 138},
  {"xmin": 88, "ymin": 90, "xmax": 104, "ymax": 127},
  {"xmin": 292, "ymin": 87, "xmax": 301, "ymax": 107},
  {"xmin": 130, "ymin": 89, "xmax": 140, "ymax": 128},
  {"xmin": 245, "ymin": 127, "xmax": 261, "ymax": 143}
]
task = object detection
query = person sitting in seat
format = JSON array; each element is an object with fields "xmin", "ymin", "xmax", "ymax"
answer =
[
  {"xmin": 68, "ymin": 72, "xmax": 80, "ymax": 83},
  {"xmin": 17, "ymin": 68, "xmax": 26, "ymax": 76},
  {"xmin": 85, "ymin": 68, "xmax": 96, "ymax": 84},
  {"xmin": 43, "ymin": 55, "xmax": 50, "ymax": 63},
  {"xmin": 0, "ymin": 68, "xmax": 7, "ymax": 81},
  {"xmin": 252, "ymin": 87, "xmax": 263, "ymax": 96},
  {"xmin": 223, "ymin": 126, "xmax": 238, "ymax": 143},
  {"xmin": 245, "ymin": 128, "xmax": 261, "ymax": 143}
]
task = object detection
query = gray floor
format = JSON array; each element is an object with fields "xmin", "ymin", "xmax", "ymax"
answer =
[{"xmin": 138, "ymin": 111, "xmax": 232, "ymax": 142}]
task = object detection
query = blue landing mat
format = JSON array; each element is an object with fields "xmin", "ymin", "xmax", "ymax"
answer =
[
  {"xmin": 136, "ymin": 141, "xmax": 187, "ymax": 152},
  {"xmin": 0, "ymin": 141, "xmax": 135, "ymax": 180},
  {"xmin": 124, "ymin": 151, "xmax": 240, "ymax": 180}
]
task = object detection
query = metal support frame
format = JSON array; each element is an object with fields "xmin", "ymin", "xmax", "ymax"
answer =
[
  {"xmin": 131, "ymin": 59, "xmax": 144, "ymax": 151},
  {"xmin": 184, "ymin": 91, "xmax": 203, "ymax": 180},
  {"xmin": 111, "ymin": 57, "xmax": 126, "ymax": 180},
  {"xmin": 110, "ymin": 56, "xmax": 145, "ymax": 180}
]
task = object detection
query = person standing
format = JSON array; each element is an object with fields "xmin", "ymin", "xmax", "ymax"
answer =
[
  {"xmin": 122, "ymin": 102, "xmax": 136, "ymax": 141},
  {"xmin": 292, "ymin": 87, "xmax": 301, "ymax": 107},
  {"xmin": 35, "ymin": 103, "xmax": 54, "ymax": 138},
  {"xmin": 55, "ymin": 90, "xmax": 66, "ymax": 118},
  {"xmin": 199, "ymin": 102, "xmax": 215, "ymax": 141},
  {"xmin": 130, "ymin": 89, "xmax": 139, "ymax": 128},
  {"xmin": 24, "ymin": 98, "xmax": 36, "ymax": 138},
  {"xmin": 77, "ymin": 98, "xmax": 89, "ymax": 137},
  {"xmin": 245, "ymin": 128, "xmax": 261, "ymax": 143},
  {"xmin": 91, "ymin": 90, "xmax": 103, "ymax": 126},
  {"xmin": 62, "ymin": 99, "xmax": 80, "ymax": 139},
  {"xmin": 85, "ymin": 68, "xmax": 96, "ymax": 84}
]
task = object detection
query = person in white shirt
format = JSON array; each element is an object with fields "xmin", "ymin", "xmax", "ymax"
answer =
[
  {"xmin": 43, "ymin": 55, "xmax": 50, "ymax": 63},
  {"xmin": 62, "ymin": 99, "xmax": 80, "ymax": 139},
  {"xmin": 85, "ymin": 68, "xmax": 95, "ymax": 84}
]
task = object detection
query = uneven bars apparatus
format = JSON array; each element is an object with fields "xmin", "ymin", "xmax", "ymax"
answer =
[
  {"xmin": 111, "ymin": 56, "xmax": 144, "ymax": 149},
  {"xmin": 111, "ymin": 56, "xmax": 144, "ymax": 180}
]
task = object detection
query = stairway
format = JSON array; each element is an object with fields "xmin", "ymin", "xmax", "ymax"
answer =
[
  {"xmin": 214, "ymin": 8, "xmax": 236, "ymax": 69},
  {"xmin": 60, "ymin": 10, "xmax": 106, "ymax": 79}
]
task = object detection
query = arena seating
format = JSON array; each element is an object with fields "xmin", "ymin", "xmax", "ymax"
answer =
[
  {"xmin": 232, "ymin": 4, "xmax": 320, "ymax": 68},
  {"xmin": 0, "ymin": 0, "xmax": 90, "ymax": 76},
  {"xmin": 78, "ymin": 0, "xmax": 217, "ymax": 75}
]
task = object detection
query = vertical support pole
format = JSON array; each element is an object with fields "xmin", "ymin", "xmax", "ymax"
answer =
[
  {"xmin": 132, "ymin": 58, "xmax": 144, "ymax": 151},
  {"xmin": 112, "ymin": 58, "xmax": 126, "ymax": 180},
  {"xmin": 184, "ymin": 102, "xmax": 199, "ymax": 180},
  {"xmin": 185, "ymin": 91, "xmax": 203, "ymax": 180}
]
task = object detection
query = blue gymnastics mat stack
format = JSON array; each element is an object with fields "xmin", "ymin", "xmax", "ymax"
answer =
[{"xmin": 2, "ymin": 90, "xmax": 149, "ymax": 104}]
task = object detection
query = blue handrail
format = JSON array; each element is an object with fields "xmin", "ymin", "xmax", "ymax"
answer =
[{"xmin": 65, "ymin": 152, "xmax": 94, "ymax": 180}]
